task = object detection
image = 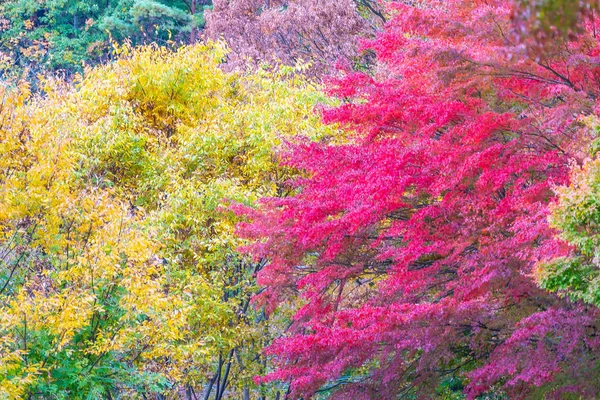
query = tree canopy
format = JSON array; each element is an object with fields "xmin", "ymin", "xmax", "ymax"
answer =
[
  {"xmin": 0, "ymin": 42, "xmax": 337, "ymax": 399},
  {"xmin": 236, "ymin": 1, "xmax": 600, "ymax": 398},
  {"xmin": 0, "ymin": 0, "xmax": 210, "ymax": 82},
  {"xmin": 4, "ymin": 0, "xmax": 600, "ymax": 399}
]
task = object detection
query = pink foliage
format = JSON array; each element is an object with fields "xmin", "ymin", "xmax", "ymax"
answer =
[
  {"xmin": 238, "ymin": 0, "xmax": 600, "ymax": 398},
  {"xmin": 204, "ymin": 0, "xmax": 379, "ymax": 75}
]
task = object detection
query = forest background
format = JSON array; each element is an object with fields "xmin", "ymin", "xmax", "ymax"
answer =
[{"xmin": 2, "ymin": 0, "xmax": 600, "ymax": 399}]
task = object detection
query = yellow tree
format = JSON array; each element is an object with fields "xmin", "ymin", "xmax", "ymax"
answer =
[{"xmin": 0, "ymin": 43, "xmax": 338, "ymax": 399}]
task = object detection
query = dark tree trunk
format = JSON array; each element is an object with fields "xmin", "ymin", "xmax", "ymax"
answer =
[{"xmin": 190, "ymin": 0, "xmax": 197, "ymax": 43}]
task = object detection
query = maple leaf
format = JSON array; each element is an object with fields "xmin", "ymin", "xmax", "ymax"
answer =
[{"xmin": 238, "ymin": 1, "xmax": 600, "ymax": 398}]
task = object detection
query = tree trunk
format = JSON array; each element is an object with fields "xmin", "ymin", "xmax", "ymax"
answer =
[{"xmin": 190, "ymin": 0, "xmax": 197, "ymax": 43}]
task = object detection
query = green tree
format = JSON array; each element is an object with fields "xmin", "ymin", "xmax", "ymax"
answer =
[
  {"xmin": 0, "ymin": 0, "xmax": 212, "ymax": 83},
  {"xmin": 537, "ymin": 123, "xmax": 600, "ymax": 306}
]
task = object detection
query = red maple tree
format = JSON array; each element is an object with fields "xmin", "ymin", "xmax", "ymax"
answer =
[{"xmin": 238, "ymin": 1, "xmax": 600, "ymax": 398}]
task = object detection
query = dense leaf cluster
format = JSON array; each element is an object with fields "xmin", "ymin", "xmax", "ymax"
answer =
[
  {"xmin": 4, "ymin": 1, "xmax": 600, "ymax": 399},
  {"xmin": 0, "ymin": 42, "xmax": 336, "ymax": 399},
  {"xmin": 0, "ymin": 0, "xmax": 210, "ymax": 82}
]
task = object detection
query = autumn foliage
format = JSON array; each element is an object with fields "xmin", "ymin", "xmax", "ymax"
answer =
[
  {"xmin": 0, "ymin": 43, "xmax": 336, "ymax": 398},
  {"xmin": 4, "ymin": 0, "xmax": 600, "ymax": 399},
  {"xmin": 236, "ymin": 1, "xmax": 600, "ymax": 398},
  {"xmin": 204, "ymin": 0, "xmax": 381, "ymax": 76}
]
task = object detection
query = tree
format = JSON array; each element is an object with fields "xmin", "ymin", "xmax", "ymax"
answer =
[
  {"xmin": 537, "ymin": 117, "xmax": 600, "ymax": 307},
  {"xmin": 0, "ymin": 42, "xmax": 338, "ymax": 399},
  {"xmin": 0, "ymin": 0, "xmax": 211, "ymax": 83},
  {"xmin": 204, "ymin": 0, "xmax": 383, "ymax": 77},
  {"xmin": 237, "ymin": 1, "xmax": 600, "ymax": 398},
  {"xmin": 0, "ymin": 0, "xmax": 112, "ymax": 80}
]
